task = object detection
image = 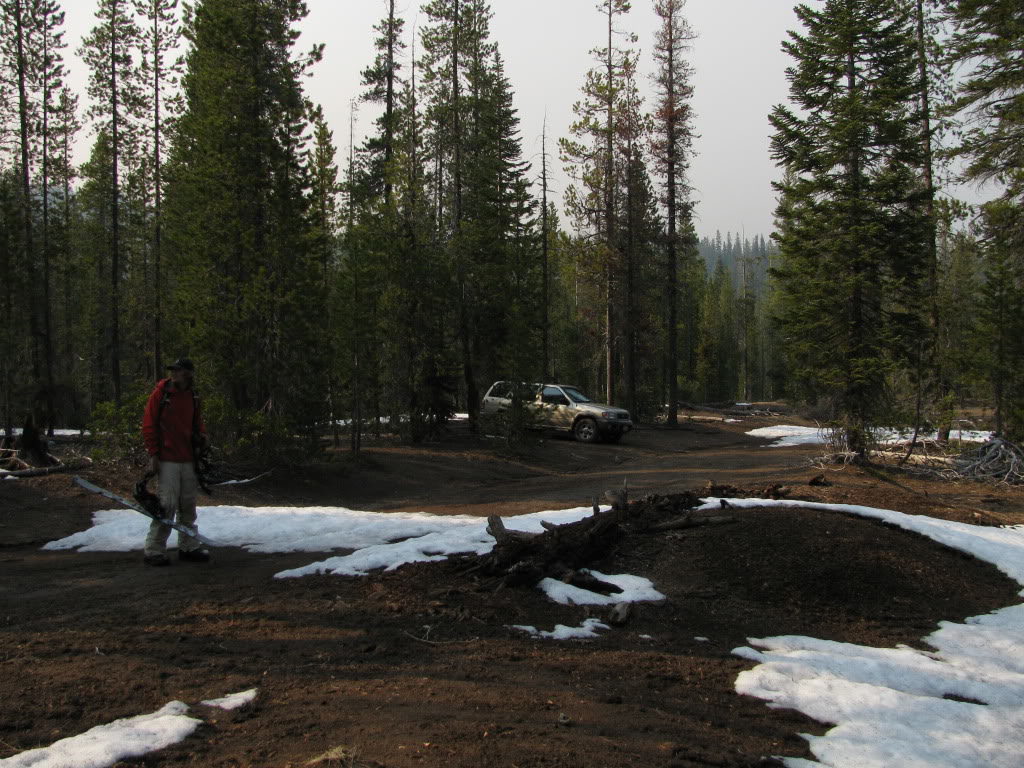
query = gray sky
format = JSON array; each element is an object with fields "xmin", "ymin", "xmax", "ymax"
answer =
[{"xmin": 63, "ymin": 0, "xmax": 802, "ymax": 239}]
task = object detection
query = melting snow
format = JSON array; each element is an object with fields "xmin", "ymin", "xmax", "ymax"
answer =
[
  {"xmin": 0, "ymin": 702, "xmax": 200, "ymax": 768},
  {"xmin": 747, "ymin": 425, "xmax": 994, "ymax": 448},
  {"xmin": 199, "ymin": 689, "xmax": 257, "ymax": 710},
  {"xmin": 36, "ymin": 493, "xmax": 1024, "ymax": 766},
  {"xmin": 699, "ymin": 497, "xmax": 1024, "ymax": 768}
]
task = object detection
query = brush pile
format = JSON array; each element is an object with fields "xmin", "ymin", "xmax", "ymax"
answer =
[{"xmin": 950, "ymin": 438, "xmax": 1024, "ymax": 485}]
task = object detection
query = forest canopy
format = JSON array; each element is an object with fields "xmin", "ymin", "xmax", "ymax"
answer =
[{"xmin": 1, "ymin": 0, "xmax": 1021, "ymax": 457}]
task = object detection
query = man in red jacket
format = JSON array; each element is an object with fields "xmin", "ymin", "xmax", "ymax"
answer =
[{"xmin": 141, "ymin": 358, "xmax": 210, "ymax": 566}]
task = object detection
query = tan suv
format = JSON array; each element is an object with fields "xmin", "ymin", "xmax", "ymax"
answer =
[{"xmin": 481, "ymin": 381, "xmax": 633, "ymax": 443}]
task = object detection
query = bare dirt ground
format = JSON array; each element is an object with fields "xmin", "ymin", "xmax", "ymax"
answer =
[{"xmin": 2, "ymin": 414, "xmax": 1023, "ymax": 767}]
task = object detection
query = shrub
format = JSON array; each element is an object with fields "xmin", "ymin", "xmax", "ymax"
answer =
[{"xmin": 87, "ymin": 392, "xmax": 150, "ymax": 464}]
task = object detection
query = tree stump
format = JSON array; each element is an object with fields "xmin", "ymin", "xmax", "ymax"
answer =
[{"xmin": 17, "ymin": 417, "xmax": 57, "ymax": 467}]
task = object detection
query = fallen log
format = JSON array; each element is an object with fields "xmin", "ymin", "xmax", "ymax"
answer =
[
  {"xmin": 1, "ymin": 454, "xmax": 30, "ymax": 472},
  {"xmin": 483, "ymin": 487, "xmax": 633, "ymax": 588},
  {"xmin": 2, "ymin": 457, "xmax": 93, "ymax": 478},
  {"xmin": 479, "ymin": 485, "xmax": 737, "ymax": 592}
]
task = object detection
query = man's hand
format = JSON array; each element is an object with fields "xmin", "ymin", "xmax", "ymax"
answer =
[{"xmin": 149, "ymin": 455, "xmax": 160, "ymax": 475}]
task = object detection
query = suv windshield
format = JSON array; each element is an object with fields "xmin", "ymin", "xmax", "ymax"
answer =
[{"xmin": 561, "ymin": 387, "xmax": 591, "ymax": 404}]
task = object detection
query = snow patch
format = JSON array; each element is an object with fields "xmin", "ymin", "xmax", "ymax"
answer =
[
  {"xmin": 707, "ymin": 496, "xmax": 1024, "ymax": 768},
  {"xmin": 511, "ymin": 618, "xmax": 610, "ymax": 640},
  {"xmin": 538, "ymin": 570, "xmax": 665, "ymax": 606},
  {"xmin": 747, "ymin": 425, "xmax": 995, "ymax": 448},
  {"xmin": 199, "ymin": 689, "xmax": 257, "ymax": 710},
  {"xmin": 44, "ymin": 504, "xmax": 610, "ymax": 573},
  {"xmin": 747, "ymin": 425, "xmax": 827, "ymax": 447},
  {"xmin": 0, "ymin": 701, "xmax": 199, "ymax": 768}
]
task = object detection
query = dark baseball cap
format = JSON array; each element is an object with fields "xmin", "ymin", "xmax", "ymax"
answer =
[{"xmin": 167, "ymin": 358, "xmax": 195, "ymax": 372}]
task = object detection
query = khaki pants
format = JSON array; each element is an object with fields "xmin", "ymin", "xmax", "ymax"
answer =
[{"xmin": 144, "ymin": 460, "xmax": 201, "ymax": 555}]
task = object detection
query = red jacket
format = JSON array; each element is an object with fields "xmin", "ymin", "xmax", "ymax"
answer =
[{"xmin": 142, "ymin": 379, "xmax": 207, "ymax": 462}]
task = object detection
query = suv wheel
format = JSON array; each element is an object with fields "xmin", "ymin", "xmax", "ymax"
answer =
[{"xmin": 573, "ymin": 417, "xmax": 599, "ymax": 443}]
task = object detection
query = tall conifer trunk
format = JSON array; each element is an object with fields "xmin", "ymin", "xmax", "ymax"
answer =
[
  {"xmin": 604, "ymin": 0, "xmax": 615, "ymax": 404},
  {"xmin": 844, "ymin": 47, "xmax": 865, "ymax": 454},
  {"xmin": 13, "ymin": 0, "xmax": 43, "ymax": 406},
  {"xmin": 652, "ymin": 0, "xmax": 694, "ymax": 425},
  {"xmin": 40, "ymin": 4, "xmax": 57, "ymax": 432},
  {"xmin": 149, "ymin": 1, "xmax": 165, "ymax": 378},
  {"xmin": 383, "ymin": 0, "xmax": 396, "ymax": 206},
  {"xmin": 449, "ymin": 0, "xmax": 479, "ymax": 427},
  {"xmin": 665, "ymin": 49, "xmax": 678, "ymax": 425},
  {"xmin": 109, "ymin": 0, "xmax": 123, "ymax": 405},
  {"xmin": 541, "ymin": 120, "xmax": 550, "ymax": 380},
  {"xmin": 914, "ymin": 0, "xmax": 946, "ymax": 441}
]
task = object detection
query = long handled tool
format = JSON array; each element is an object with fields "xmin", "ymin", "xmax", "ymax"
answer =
[{"xmin": 73, "ymin": 475, "xmax": 221, "ymax": 548}]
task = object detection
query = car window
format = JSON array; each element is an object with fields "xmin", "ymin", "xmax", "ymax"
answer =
[
  {"xmin": 511, "ymin": 382, "xmax": 538, "ymax": 400},
  {"xmin": 562, "ymin": 387, "xmax": 591, "ymax": 403},
  {"xmin": 541, "ymin": 386, "xmax": 570, "ymax": 406},
  {"xmin": 486, "ymin": 382, "xmax": 511, "ymax": 399}
]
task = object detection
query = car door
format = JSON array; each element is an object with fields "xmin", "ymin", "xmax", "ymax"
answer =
[
  {"xmin": 539, "ymin": 386, "xmax": 573, "ymax": 431},
  {"xmin": 481, "ymin": 381, "xmax": 511, "ymax": 416}
]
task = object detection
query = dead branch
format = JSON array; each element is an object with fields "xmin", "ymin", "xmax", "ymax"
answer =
[
  {"xmin": 953, "ymin": 438, "xmax": 1024, "ymax": 485},
  {"xmin": 813, "ymin": 438, "xmax": 1024, "ymax": 486},
  {"xmin": 0, "ymin": 456, "xmax": 30, "ymax": 472},
  {"xmin": 2, "ymin": 457, "xmax": 93, "ymax": 478},
  {"xmin": 402, "ymin": 630, "xmax": 479, "ymax": 645}
]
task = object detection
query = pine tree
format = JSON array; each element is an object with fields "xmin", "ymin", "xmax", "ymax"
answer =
[
  {"xmin": 33, "ymin": 0, "xmax": 68, "ymax": 431},
  {"xmin": 771, "ymin": 0, "xmax": 930, "ymax": 454},
  {"xmin": 359, "ymin": 23, "xmax": 456, "ymax": 442},
  {"xmin": 134, "ymin": 0, "xmax": 183, "ymax": 378},
  {"xmin": 348, "ymin": 3, "xmax": 411, "ymax": 446},
  {"xmin": 940, "ymin": 0, "xmax": 1024, "ymax": 438},
  {"xmin": 650, "ymin": 0, "xmax": 696, "ymax": 424},
  {"xmin": 695, "ymin": 260, "xmax": 737, "ymax": 402},
  {"xmin": 419, "ymin": 0, "xmax": 537, "ymax": 428},
  {"xmin": 164, "ymin": 0, "xmax": 326, "ymax": 454},
  {"xmin": 540, "ymin": 117, "xmax": 551, "ymax": 379},
  {"xmin": 0, "ymin": 169, "xmax": 22, "ymax": 437},
  {"xmin": 352, "ymin": 2, "xmax": 405, "ymax": 439},
  {"xmin": 74, "ymin": 132, "xmax": 115, "ymax": 406},
  {"xmin": 0, "ymin": 0, "xmax": 74, "ymax": 430},
  {"xmin": 358, "ymin": 0, "xmax": 403, "ymax": 207},
  {"xmin": 80, "ymin": 0, "xmax": 142, "ymax": 405},
  {"xmin": 50, "ymin": 85, "xmax": 79, "ymax": 397},
  {"xmin": 395, "ymin": 51, "xmax": 454, "ymax": 441},
  {"xmin": 420, "ymin": 0, "xmax": 477, "ymax": 424},
  {"xmin": 560, "ymin": 0, "xmax": 635, "ymax": 404},
  {"xmin": 976, "ymin": 201, "xmax": 1024, "ymax": 438},
  {"xmin": 614, "ymin": 52, "xmax": 658, "ymax": 417},
  {"xmin": 1, "ymin": 0, "xmax": 44, "ymax": 426},
  {"xmin": 934, "ymin": 203, "xmax": 983, "ymax": 406},
  {"xmin": 939, "ymin": 0, "xmax": 1024, "ymax": 198}
]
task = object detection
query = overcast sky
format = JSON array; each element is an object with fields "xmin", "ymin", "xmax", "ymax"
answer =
[{"xmin": 62, "ymin": 0, "xmax": 802, "ymax": 239}]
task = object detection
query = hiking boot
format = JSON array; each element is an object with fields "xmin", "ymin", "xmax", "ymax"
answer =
[
  {"xmin": 144, "ymin": 553, "xmax": 171, "ymax": 567},
  {"xmin": 178, "ymin": 548, "xmax": 210, "ymax": 563}
]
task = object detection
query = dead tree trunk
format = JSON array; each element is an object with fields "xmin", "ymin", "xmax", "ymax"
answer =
[
  {"xmin": 17, "ymin": 417, "xmax": 57, "ymax": 467},
  {"xmin": 479, "ymin": 486, "xmax": 731, "ymax": 590}
]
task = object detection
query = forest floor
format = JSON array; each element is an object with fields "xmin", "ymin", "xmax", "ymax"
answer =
[{"xmin": 2, "ymin": 411, "xmax": 1023, "ymax": 767}]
